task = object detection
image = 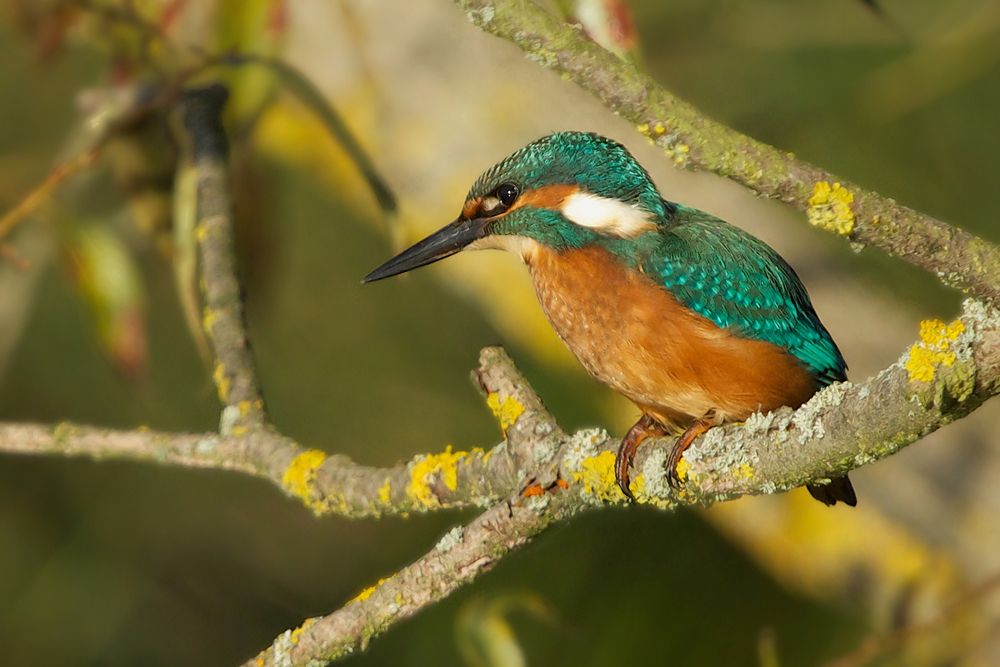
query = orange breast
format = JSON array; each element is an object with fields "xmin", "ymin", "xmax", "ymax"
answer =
[{"xmin": 526, "ymin": 245, "xmax": 818, "ymax": 429}]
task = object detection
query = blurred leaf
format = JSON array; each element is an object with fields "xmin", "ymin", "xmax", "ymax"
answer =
[
  {"xmin": 229, "ymin": 53, "xmax": 398, "ymax": 221},
  {"xmin": 561, "ymin": 0, "xmax": 640, "ymax": 60},
  {"xmin": 213, "ymin": 0, "xmax": 286, "ymax": 124},
  {"xmin": 456, "ymin": 591, "xmax": 556, "ymax": 667},
  {"xmin": 64, "ymin": 221, "xmax": 147, "ymax": 381}
]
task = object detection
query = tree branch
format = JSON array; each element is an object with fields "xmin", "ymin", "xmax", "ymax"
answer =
[
  {"xmin": 0, "ymin": 348, "xmax": 552, "ymax": 518},
  {"xmin": 6, "ymin": 301, "xmax": 995, "ymax": 512},
  {"xmin": 454, "ymin": 0, "xmax": 1000, "ymax": 305},
  {"xmin": 245, "ymin": 493, "xmax": 571, "ymax": 666},
  {"xmin": 176, "ymin": 85, "xmax": 268, "ymax": 433},
  {"xmin": 3, "ymin": 300, "xmax": 998, "ymax": 666}
]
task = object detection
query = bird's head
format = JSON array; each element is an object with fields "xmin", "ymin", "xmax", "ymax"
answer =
[{"xmin": 364, "ymin": 132, "xmax": 672, "ymax": 282}]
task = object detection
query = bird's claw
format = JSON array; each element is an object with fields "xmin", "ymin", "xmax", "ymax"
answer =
[
  {"xmin": 615, "ymin": 444, "xmax": 636, "ymax": 502},
  {"xmin": 666, "ymin": 448, "xmax": 685, "ymax": 491}
]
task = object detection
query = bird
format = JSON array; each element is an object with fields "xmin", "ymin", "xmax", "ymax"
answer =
[{"xmin": 365, "ymin": 132, "xmax": 856, "ymax": 507}]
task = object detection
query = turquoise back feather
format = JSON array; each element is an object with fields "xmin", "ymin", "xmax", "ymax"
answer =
[{"xmin": 610, "ymin": 206, "xmax": 847, "ymax": 386}]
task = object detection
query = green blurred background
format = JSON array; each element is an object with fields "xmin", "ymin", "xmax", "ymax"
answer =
[{"xmin": 1, "ymin": 0, "xmax": 999, "ymax": 665}]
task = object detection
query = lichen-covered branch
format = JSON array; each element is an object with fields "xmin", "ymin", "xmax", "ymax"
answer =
[
  {"xmin": 245, "ymin": 491, "xmax": 574, "ymax": 667},
  {"xmin": 0, "ymin": 348, "xmax": 552, "ymax": 519},
  {"xmin": 6, "ymin": 303, "xmax": 994, "ymax": 518},
  {"xmin": 4, "ymin": 301, "xmax": 999, "ymax": 665},
  {"xmin": 455, "ymin": 0, "xmax": 1000, "ymax": 305},
  {"xmin": 176, "ymin": 85, "xmax": 268, "ymax": 433}
]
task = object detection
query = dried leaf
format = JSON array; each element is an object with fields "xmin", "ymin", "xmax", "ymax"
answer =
[
  {"xmin": 64, "ymin": 222, "xmax": 147, "ymax": 381},
  {"xmin": 456, "ymin": 592, "xmax": 556, "ymax": 667}
]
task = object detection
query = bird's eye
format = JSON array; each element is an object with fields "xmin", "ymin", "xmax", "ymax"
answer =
[{"xmin": 496, "ymin": 182, "xmax": 519, "ymax": 208}]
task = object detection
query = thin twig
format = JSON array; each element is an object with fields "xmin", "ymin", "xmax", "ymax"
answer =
[
  {"xmin": 176, "ymin": 85, "xmax": 268, "ymax": 433},
  {"xmin": 245, "ymin": 494, "xmax": 569, "ymax": 666},
  {"xmin": 0, "ymin": 148, "xmax": 100, "ymax": 245}
]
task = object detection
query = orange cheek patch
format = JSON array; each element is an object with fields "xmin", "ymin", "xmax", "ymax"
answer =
[
  {"xmin": 462, "ymin": 197, "xmax": 482, "ymax": 219},
  {"xmin": 511, "ymin": 184, "xmax": 580, "ymax": 212}
]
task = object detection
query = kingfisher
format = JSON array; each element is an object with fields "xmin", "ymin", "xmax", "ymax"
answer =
[{"xmin": 365, "ymin": 132, "xmax": 856, "ymax": 507}]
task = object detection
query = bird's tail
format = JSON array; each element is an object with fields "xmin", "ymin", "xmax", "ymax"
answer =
[{"xmin": 806, "ymin": 475, "xmax": 857, "ymax": 507}]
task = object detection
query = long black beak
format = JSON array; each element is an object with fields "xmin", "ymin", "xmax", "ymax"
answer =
[{"xmin": 364, "ymin": 217, "xmax": 489, "ymax": 282}]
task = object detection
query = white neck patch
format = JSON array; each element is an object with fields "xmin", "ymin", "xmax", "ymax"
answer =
[
  {"xmin": 560, "ymin": 192, "xmax": 657, "ymax": 238},
  {"xmin": 467, "ymin": 234, "xmax": 541, "ymax": 262}
]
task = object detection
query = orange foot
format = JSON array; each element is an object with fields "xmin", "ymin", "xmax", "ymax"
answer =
[
  {"xmin": 666, "ymin": 420, "xmax": 714, "ymax": 490},
  {"xmin": 615, "ymin": 414, "xmax": 668, "ymax": 501}
]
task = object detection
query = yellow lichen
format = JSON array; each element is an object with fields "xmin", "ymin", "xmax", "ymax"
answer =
[
  {"xmin": 667, "ymin": 143, "xmax": 690, "ymax": 166},
  {"xmin": 735, "ymin": 463, "xmax": 755, "ymax": 480},
  {"xmin": 282, "ymin": 449, "xmax": 327, "ymax": 505},
  {"xmin": 195, "ymin": 224, "xmax": 209, "ymax": 242},
  {"xmin": 571, "ymin": 451, "xmax": 621, "ymax": 502},
  {"xmin": 407, "ymin": 446, "xmax": 469, "ymax": 507},
  {"xmin": 905, "ymin": 318, "xmax": 966, "ymax": 383},
  {"xmin": 377, "ymin": 478, "xmax": 392, "ymax": 505},
  {"xmin": 289, "ymin": 618, "xmax": 316, "ymax": 645},
  {"xmin": 486, "ymin": 393, "xmax": 525, "ymax": 432},
  {"xmin": 202, "ymin": 308, "xmax": 217, "ymax": 333},
  {"xmin": 351, "ymin": 577, "xmax": 390, "ymax": 603},
  {"xmin": 636, "ymin": 122, "xmax": 650, "ymax": 135},
  {"xmin": 212, "ymin": 362, "xmax": 230, "ymax": 402},
  {"xmin": 629, "ymin": 473, "xmax": 646, "ymax": 499},
  {"xmin": 807, "ymin": 181, "xmax": 855, "ymax": 236},
  {"xmin": 675, "ymin": 457, "xmax": 691, "ymax": 482}
]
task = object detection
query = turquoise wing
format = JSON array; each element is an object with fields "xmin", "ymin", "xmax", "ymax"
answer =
[{"xmin": 638, "ymin": 207, "xmax": 846, "ymax": 386}]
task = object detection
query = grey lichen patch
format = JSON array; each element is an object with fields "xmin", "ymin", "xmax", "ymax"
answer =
[
  {"xmin": 639, "ymin": 448, "xmax": 672, "ymax": 500},
  {"xmin": 195, "ymin": 437, "xmax": 218, "ymax": 456},
  {"xmin": 464, "ymin": 5, "xmax": 495, "ymax": 26},
  {"xmin": 219, "ymin": 404, "xmax": 241, "ymax": 435},
  {"xmin": 743, "ymin": 409, "xmax": 778, "ymax": 436},
  {"xmin": 682, "ymin": 427, "xmax": 726, "ymax": 464},
  {"xmin": 531, "ymin": 434, "xmax": 560, "ymax": 466},
  {"xmin": 560, "ymin": 427, "xmax": 608, "ymax": 473},
  {"xmin": 524, "ymin": 493, "xmax": 551, "ymax": 512},
  {"xmin": 960, "ymin": 298, "xmax": 995, "ymax": 329},
  {"xmin": 791, "ymin": 381, "xmax": 849, "ymax": 445},
  {"xmin": 524, "ymin": 48, "xmax": 558, "ymax": 69},
  {"xmin": 681, "ymin": 422, "xmax": 763, "ymax": 500},
  {"xmin": 533, "ymin": 421, "xmax": 554, "ymax": 437},
  {"xmin": 491, "ymin": 440, "xmax": 508, "ymax": 458},
  {"xmin": 436, "ymin": 526, "xmax": 464, "ymax": 552},
  {"xmin": 268, "ymin": 628, "xmax": 296, "ymax": 667}
]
